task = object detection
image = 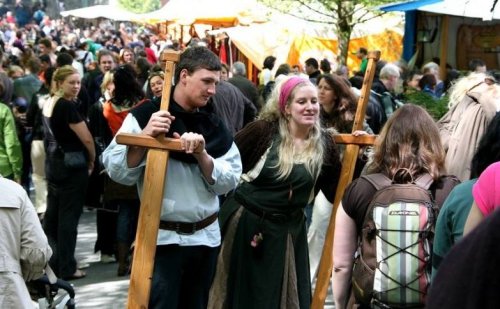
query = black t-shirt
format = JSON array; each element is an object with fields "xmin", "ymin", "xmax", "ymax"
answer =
[
  {"xmin": 50, "ymin": 97, "xmax": 85, "ymax": 151},
  {"xmin": 342, "ymin": 175, "xmax": 460, "ymax": 234}
]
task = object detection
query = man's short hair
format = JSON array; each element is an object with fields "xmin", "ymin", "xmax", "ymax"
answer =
[
  {"xmin": 39, "ymin": 54, "xmax": 51, "ymax": 64},
  {"xmin": 320, "ymin": 58, "xmax": 331, "ymax": 73},
  {"xmin": 469, "ymin": 58, "xmax": 486, "ymax": 71},
  {"xmin": 97, "ymin": 49, "xmax": 114, "ymax": 64},
  {"xmin": 263, "ymin": 56, "xmax": 276, "ymax": 70},
  {"xmin": 26, "ymin": 57, "xmax": 42, "ymax": 74},
  {"xmin": 380, "ymin": 63, "xmax": 401, "ymax": 80},
  {"xmin": 358, "ymin": 47, "xmax": 368, "ymax": 55},
  {"xmin": 174, "ymin": 46, "xmax": 221, "ymax": 84},
  {"xmin": 39, "ymin": 38, "xmax": 52, "ymax": 49},
  {"xmin": 275, "ymin": 63, "xmax": 291, "ymax": 77},
  {"xmin": 232, "ymin": 61, "xmax": 246, "ymax": 76},
  {"xmin": 56, "ymin": 52, "xmax": 73, "ymax": 67},
  {"xmin": 305, "ymin": 58, "xmax": 319, "ymax": 69}
]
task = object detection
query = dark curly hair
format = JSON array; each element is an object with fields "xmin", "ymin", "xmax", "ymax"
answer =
[{"xmin": 112, "ymin": 63, "xmax": 144, "ymax": 107}]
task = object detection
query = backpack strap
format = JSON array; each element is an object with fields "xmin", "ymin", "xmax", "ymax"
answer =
[
  {"xmin": 414, "ymin": 173, "xmax": 433, "ymax": 190},
  {"xmin": 362, "ymin": 173, "xmax": 434, "ymax": 191},
  {"xmin": 361, "ymin": 173, "xmax": 392, "ymax": 191}
]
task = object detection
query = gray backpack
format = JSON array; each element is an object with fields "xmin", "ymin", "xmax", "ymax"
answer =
[{"xmin": 352, "ymin": 173, "xmax": 435, "ymax": 309}]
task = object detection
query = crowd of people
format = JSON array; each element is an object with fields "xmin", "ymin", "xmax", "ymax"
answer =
[{"xmin": 0, "ymin": 3, "xmax": 499, "ymax": 308}]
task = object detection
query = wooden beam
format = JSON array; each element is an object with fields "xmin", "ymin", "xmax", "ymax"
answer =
[
  {"xmin": 116, "ymin": 134, "xmax": 183, "ymax": 152},
  {"xmin": 439, "ymin": 15, "xmax": 449, "ymax": 82},
  {"xmin": 333, "ymin": 134, "xmax": 377, "ymax": 146}
]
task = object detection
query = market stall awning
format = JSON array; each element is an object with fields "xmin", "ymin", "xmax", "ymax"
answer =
[
  {"xmin": 60, "ymin": 5, "xmax": 140, "ymax": 21},
  {"xmin": 137, "ymin": 0, "xmax": 268, "ymax": 25},
  {"xmin": 378, "ymin": 0, "xmax": 443, "ymax": 12},
  {"xmin": 379, "ymin": 0, "xmax": 499, "ymax": 20},
  {"xmin": 418, "ymin": 0, "xmax": 500, "ymax": 20}
]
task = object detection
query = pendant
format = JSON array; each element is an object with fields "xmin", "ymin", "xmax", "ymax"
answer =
[{"xmin": 250, "ymin": 232, "xmax": 264, "ymax": 248}]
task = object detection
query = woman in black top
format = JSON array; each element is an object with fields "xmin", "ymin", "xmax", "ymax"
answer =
[{"xmin": 42, "ymin": 65, "xmax": 95, "ymax": 280}]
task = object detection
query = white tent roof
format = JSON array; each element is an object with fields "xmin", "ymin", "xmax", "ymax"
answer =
[
  {"xmin": 418, "ymin": 0, "xmax": 500, "ymax": 20},
  {"xmin": 209, "ymin": 12, "xmax": 403, "ymax": 71},
  {"xmin": 60, "ymin": 5, "xmax": 140, "ymax": 21},
  {"xmin": 138, "ymin": 0, "xmax": 268, "ymax": 25}
]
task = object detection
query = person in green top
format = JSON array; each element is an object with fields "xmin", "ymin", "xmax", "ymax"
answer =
[
  {"xmin": 0, "ymin": 81, "xmax": 23, "ymax": 182},
  {"xmin": 355, "ymin": 47, "xmax": 368, "ymax": 75},
  {"xmin": 432, "ymin": 112, "xmax": 500, "ymax": 279}
]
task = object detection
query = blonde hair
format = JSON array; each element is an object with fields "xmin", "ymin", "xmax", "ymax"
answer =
[
  {"xmin": 51, "ymin": 65, "xmax": 78, "ymax": 96},
  {"xmin": 259, "ymin": 76, "xmax": 324, "ymax": 180},
  {"xmin": 100, "ymin": 71, "xmax": 114, "ymax": 95},
  {"xmin": 8, "ymin": 65, "xmax": 24, "ymax": 78},
  {"xmin": 447, "ymin": 72, "xmax": 498, "ymax": 108},
  {"xmin": 44, "ymin": 65, "xmax": 79, "ymax": 117}
]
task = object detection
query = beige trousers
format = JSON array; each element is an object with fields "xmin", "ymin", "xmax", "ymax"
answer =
[{"xmin": 30, "ymin": 140, "xmax": 47, "ymax": 214}]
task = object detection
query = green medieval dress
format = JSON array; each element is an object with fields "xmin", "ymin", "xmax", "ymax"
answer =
[{"xmin": 209, "ymin": 137, "xmax": 316, "ymax": 309}]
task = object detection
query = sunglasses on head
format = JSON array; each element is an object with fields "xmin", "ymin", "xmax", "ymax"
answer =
[
  {"xmin": 484, "ymin": 76, "xmax": 498, "ymax": 85},
  {"xmin": 468, "ymin": 76, "xmax": 498, "ymax": 93}
]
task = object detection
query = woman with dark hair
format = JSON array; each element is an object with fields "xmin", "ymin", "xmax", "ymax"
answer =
[
  {"xmin": 209, "ymin": 76, "xmax": 341, "ymax": 308},
  {"xmin": 317, "ymin": 74, "xmax": 358, "ymax": 133},
  {"xmin": 419, "ymin": 73, "xmax": 438, "ymax": 98},
  {"xmin": 220, "ymin": 63, "xmax": 229, "ymax": 81},
  {"xmin": 259, "ymin": 55, "xmax": 276, "ymax": 86},
  {"xmin": 432, "ymin": 112, "xmax": 500, "ymax": 278},
  {"xmin": 88, "ymin": 63, "xmax": 143, "ymax": 276},
  {"xmin": 320, "ymin": 58, "xmax": 331, "ymax": 74},
  {"xmin": 332, "ymin": 104, "xmax": 459, "ymax": 309},
  {"xmin": 135, "ymin": 56, "xmax": 151, "ymax": 89}
]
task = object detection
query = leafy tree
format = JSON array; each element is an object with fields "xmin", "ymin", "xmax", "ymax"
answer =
[
  {"xmin": 118, "ymin": 0, "xmax": 160, "ymax": 13},
  {"xmin": 259, "ymin": 0, "xmax": 395, "ymax": 65}
]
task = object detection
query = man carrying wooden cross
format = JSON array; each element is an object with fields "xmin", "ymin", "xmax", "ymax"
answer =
[{"xmin": 102, "ymin": 46, "xmax": 242, "ymax": 308}]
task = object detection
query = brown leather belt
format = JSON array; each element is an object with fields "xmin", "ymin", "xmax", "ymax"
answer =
[{"xmin": 159, "ymin": 212, "xmax": 218, "ymax": 235}]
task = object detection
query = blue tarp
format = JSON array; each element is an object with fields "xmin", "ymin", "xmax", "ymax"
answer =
[
  {"xmin": 378, "ymin": 0, "xmax": 444, "ymax": 12},
  {"xmin": 378, "ymin": 0, "xmax": 444, "ymax": 62}
]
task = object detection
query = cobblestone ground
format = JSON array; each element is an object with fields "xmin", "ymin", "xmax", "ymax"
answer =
[{"xmin": 66, "ymin": 209, "xmax": 128, "ymax": 308}]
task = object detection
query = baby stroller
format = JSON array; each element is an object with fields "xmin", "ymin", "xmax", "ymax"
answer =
[{"xmin": 28, "ymin": 274, "xmax": 76, "ymax": 309}]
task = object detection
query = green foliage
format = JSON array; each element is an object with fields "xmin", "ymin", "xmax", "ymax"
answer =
[
  {"xmin": 403, "ymin": 90, "xmax": 449, "ymax": 120},
  {"xmin": 118, "ymin": 0, "xmax": 160, "ymax": 13}
]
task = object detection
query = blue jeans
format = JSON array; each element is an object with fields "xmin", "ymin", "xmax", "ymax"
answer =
[{"xmin": 149, "ymin": 244, "xmax": 219, "ymax": 309}]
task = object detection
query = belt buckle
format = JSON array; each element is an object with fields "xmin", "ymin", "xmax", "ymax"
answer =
[{"xmin": 175, "ymin": 222, "xmax": 197, "ymax": 235}]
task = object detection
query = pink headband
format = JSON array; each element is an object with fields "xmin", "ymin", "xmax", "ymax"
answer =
[{"xmin": 279, "ymin": 76, "xmax": 307, "ymax": 113}]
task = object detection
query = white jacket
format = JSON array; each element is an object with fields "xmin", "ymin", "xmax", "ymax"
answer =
[{"xmin": 0, "ymin": 178, "xmax": 52, "ymax": 308}]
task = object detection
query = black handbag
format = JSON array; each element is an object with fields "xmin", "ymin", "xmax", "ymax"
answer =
[{"xmin": 63, "ymin": 151, "xmax": 87, "ymax": 169}]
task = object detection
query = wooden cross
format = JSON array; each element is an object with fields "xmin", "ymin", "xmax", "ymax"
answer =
[
  {"xmin": 115, "ymin": 51, "xmax": 182, "ymax": 309},
  {"xmin": 311, "ymin": 51, "xmax": 381, "ymax": 308}
]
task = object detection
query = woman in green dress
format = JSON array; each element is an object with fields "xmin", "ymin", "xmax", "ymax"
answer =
[{"xmin": 209, "ymin": 76, "xmax": 341, "ymax": 309}]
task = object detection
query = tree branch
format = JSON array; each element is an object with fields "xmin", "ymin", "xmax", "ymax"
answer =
[
  {"xmin": 295, "ymin": 0, "xmax": 334, "ymax": 19},
  {"xmin": 355, "ymin": 11, "xmax": 386, "ymax": 25},
  {"xmin": 280, "ymin": 11, "xmax": 335, "ymax": 24}
]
